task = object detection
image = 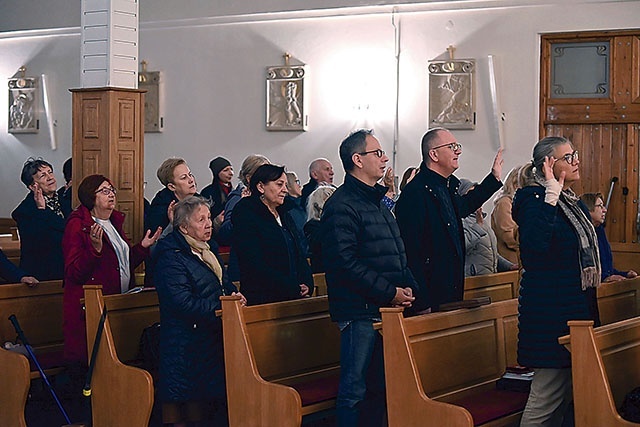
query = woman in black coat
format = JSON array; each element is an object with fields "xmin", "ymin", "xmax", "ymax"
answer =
[
  {"xmin": 154, "ymin": 196, "xmax": 244, "ymax": 426},
  {"xmin": 514, "ymin": 136, "xmax": 599, "ymax": 427},
  {"xmin": 233, "ymin": 164, "xmax": 314, "ymax": 305}
]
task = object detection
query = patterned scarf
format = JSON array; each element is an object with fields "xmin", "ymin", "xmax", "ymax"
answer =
[
  {"xmin": 532, "ymin": 175, "xmax": 601, "ymax": 290},
  {"xmin": 181, "ymin": 232, "xmax": 223, "ymax": 284},
  {"xmin": 44, "ymin": 192, "xmax": 64, "ymax": 218},
  {"xmin": 556, "ymin": 189, "xmax": 601, "ymax": 289}
]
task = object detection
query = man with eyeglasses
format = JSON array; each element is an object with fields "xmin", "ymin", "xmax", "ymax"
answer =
[
  {"xmin": 580, "ymin": 192, "xmax": 638, "ymax": 282},
  {"xmin": 12, "ymin": 157, "xmax": 68, "ymax": 281},
  {"xmin": 395, "ymin": 127, "xmax": 503, "ymax": 314},
  {"xmin": 321, "ymin": 129, "xmax": 416, "ymax": 426}
]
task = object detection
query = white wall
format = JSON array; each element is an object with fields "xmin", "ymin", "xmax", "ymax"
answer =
[{"xmin": 1, "ymin": 1, "xmax": 639, "ymax": 217}]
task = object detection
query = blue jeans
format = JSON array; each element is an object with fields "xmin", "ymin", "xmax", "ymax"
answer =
[{"xmin": 336, "ymin": 319, "xmax": 387, "ymax": 427}]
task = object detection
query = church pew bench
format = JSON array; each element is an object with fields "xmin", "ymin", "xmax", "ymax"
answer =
[
  {"xmin": 0, "ymin": 234, "xmax": 20, "ymax": 267},
  {"xmin": 0, "ymin": 348, "xmax": 30, "ymax": 427},
  {"xmin": 83, "ymin": 285, "xmax": 155, "ymax": 427},
  {"xmin": 0, "ymin": 280, "xmax": 65, "ymax": 379},
  {"xmin": 378, "ymin": 299, "xmax": 527, "ymax": 427},
  {"xmin": 463, "ymin": 270, "xmax": 520, "ymax": 302},
  {"xmin": 597, "ymin": 276, "xmax": 640, "ymax": 325},
  {"xmin": 0, "ymin": 217, "xmax": 17, "ymax": 235},
  {"xmin": 559, "ymin": 317, "xmax": 640, "ymax": 427},
  {"xmin": 312, "ymin": 272, "xmax": 327, "ymax": 296},
  {"xmin": 92, "ymin": 287, "xmax": 160, "ymax": 364},
  {"xmin": 220, "ymin": 295, "xmax": 340, "ymax": 427}
]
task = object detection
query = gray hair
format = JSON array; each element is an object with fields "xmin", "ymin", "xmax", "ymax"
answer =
[
  {"xmin": 521, "ymin": 136, "xmax": 572, "ymax": 186},
  {"xmin": 306, "ymin": 185, "xmax": 336, "ymax": 221},
  {"xmin": 172, "ymin": 195, "xmax": 211, "ymax": 230}
]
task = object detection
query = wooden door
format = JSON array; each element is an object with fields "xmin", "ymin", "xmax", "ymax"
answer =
[{"xmin": 540, "ymin": 31, "xmax": 640, "ymax": 266}]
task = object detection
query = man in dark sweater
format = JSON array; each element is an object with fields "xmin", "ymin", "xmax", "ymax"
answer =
[{"xmin": 321, "ymin": 129, "xmax": 416, "ymax": 426}]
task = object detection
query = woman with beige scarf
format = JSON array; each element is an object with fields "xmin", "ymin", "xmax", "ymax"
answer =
[{"xmin": 154, "ymin": 195, "xmax": 245, "ymax": 427}]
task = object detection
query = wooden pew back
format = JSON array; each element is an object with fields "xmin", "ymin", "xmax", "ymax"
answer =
[
  {"xmin": 598, "ymin": 277, "xmax": 640, "ymax": 325},
  {"xmin": 0, "ymin": 348, "xmax": 29, "ymax": 427},
  {"xmin": 83, "ymin": 285, "xmax": 155, "ymax": 427},
  {"xmin": 0, "ymin": 280, "xmax": 64, "ymax": 376},
  {"xmin": 559, "ymin": 318, "xmax": 640, "ymax": 427},
  {"xmin": 463, "ymin": 270, "xmax": 520, "ymax": 302},
  {"xmin": 221, "ymin": 295, "xmax": 340, "ymax": 426},
  {"xmin": 379, "ymin": 299, "xmax": 523, "ymax": 427},
  {"xmin": 99, "ymin": 290, "xmax": 160, "ymax": 363}
]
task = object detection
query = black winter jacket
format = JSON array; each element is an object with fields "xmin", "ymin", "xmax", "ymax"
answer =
[
  {"xmin": 513, "ymin": 185, "xmax": 599, "ymax": 368},
  {"xmin": 232, "ymin": 195, "xmax": 313, "ymax": 305},
  {"xmin": 153, "ymin": 229, "xmax": 236, "ymax": 402},
  {"xmin": 12, "ymin": 192, "xmax": 66, "ymax": 280},
  {"xmin": 320, "ymin": 174, "xmax": 416, "ymax": 322},
  {"xmin": 395, "ymin": 165, "xmax": 502, "ymax": 313}
]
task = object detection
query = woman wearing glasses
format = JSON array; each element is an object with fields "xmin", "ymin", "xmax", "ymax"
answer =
[
  {"xmin": 514, "ymin": 137, "xmax": 600, "ymax": 426},
  {"xmin": 62, "ymin": 175, "xmax": 161, "ymax": 367}
]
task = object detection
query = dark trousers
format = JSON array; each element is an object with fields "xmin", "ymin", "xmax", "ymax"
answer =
[{"xmin": 336, "ymin": 319, "xmax": 387, "ymax": 427}]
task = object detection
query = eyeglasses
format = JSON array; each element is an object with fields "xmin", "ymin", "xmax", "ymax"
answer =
[
  {"xmin": 431, "ymin": 142, "xmax": 463, "ymax": 152},
  {"xmin": 594, "ymin": 203, "xmax": 605, "ymax": 209},
  {"xmin": 95, "ymin": 186, "xmax": 117, "ymax": 196},
  {"xmin": 295, "ymin": 179, "xmax": 301, "ymax": 185},
  {"xmin": 358, "ymin": 149, "xmax": 386, "ymax": 158},
  {"xmin": 558, "ymin": 150, "xmax": 579, "ymax": 165}
]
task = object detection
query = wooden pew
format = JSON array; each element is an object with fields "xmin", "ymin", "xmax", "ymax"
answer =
[
  {"xmin": 95, "ymin": 289, "xmax": 160, "ymax": 364},
  {"xmin": 83, "ymin": 285, "xmax": 155, "ymax": 427},
  {"xmin": 378, "ymin": 299, "xmax": 527, "ymax": 427},
  {"xmin": 313, "ymin": 272, "xmax": 327, "ymax": 296},
  {"xmin": 558, "ymin": 317, "xmax": 640, "ymax": 427},
  {"xmin": 220, "ymin": 295, "xmax": 340, "ymax": 427},
  {"xmin": 0, "ymin": 348, "xmax": 29, "ymax": 427},
  {"xmin": 313, "ymin": 270, "xmax": 521, "ymax": 301},
  {"xmin": 0, "ymin": 280, "xmax": 65, "ymax": 378},
  {"xmin": 0, "ymin": 234, "xmax": 21, "ymax": 267},
  {"xmin": 0, "ymin": 217, "xmax": 17, "ymax": 235},
  {"xmin": 598, "ymin": 276, "xmax": 640, "ymax": 325},
  {"xmin": 464, "ymin": 270, "xmax": 520, "ymax": 302}
]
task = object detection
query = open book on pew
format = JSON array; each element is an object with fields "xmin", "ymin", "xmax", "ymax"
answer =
[{"xmin": 438, "ymin": 296, "xmax": 491, "ymax": 311}]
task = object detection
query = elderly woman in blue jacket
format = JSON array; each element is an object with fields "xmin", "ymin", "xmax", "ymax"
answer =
[
  {"xmin": 153, "ymin": 195, "xmax": 245, "ymax": 427},
  {"xmin": 514, "ymin": 136, "xmax": 600, "ymax": 427}
]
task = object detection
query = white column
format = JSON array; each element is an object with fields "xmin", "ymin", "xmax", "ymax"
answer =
[{"xmin": 81, "ymin": 0, "xmax": 139, "ymax": 88}]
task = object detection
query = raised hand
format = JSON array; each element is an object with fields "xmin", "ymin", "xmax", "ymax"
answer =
[
  {"xmin": 90, "ymin": 223, "xmax": 104, "ymax": 253},
  {"xmin": 30, "ymin": 183, "xmax": 45, "ymax": 209},
  {"xmin": 491, "ymin": 148, "xmax": 504, "ymax": 181},
  {"xmin": 141, "ymin": 227, "xmax": 162, "ymax": 248}
]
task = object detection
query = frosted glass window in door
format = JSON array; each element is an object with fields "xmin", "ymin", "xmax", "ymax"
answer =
[{"xmin": 551, "ymin": 41, "xmax": 609, "ymax": 99}]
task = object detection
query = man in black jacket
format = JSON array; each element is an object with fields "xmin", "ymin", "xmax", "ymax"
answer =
[
  {"xmin": 395, "ymin": 128, "xmax": 503, "ymax": 314},
  {"xmin": 321, "ymin": 129, "xmax": 416, "ymax": 427}
]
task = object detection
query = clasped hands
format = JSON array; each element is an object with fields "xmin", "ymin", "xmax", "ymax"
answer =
[{"xmin": 391, "ymin": 287, "xmax": 415, "ymax": 307}]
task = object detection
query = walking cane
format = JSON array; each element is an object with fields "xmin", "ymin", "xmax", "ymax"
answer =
[
  {"xmin": 605, "ymin": 176, "xmax": 618, "ymax": 210},
  {"xmin": 8, "ymin": 314, "xmax": 72, "ymax": 425},
  {"xmin": 81, "ymin": 304, "xmax": 107, "ymax": 426}
]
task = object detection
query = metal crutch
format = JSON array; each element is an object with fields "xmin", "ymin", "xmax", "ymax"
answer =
[{"xmin": 8, "ymin": 314, "xmax": 72, "ymax": 425}]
